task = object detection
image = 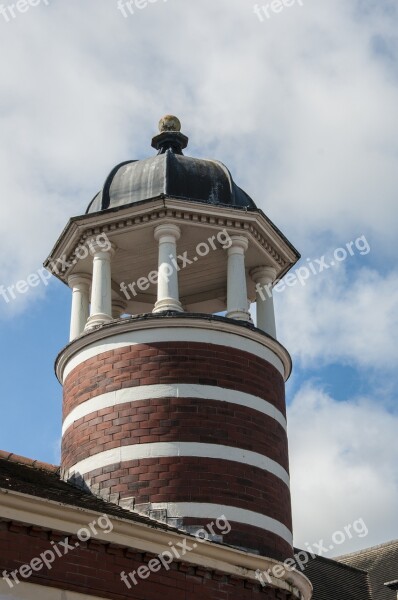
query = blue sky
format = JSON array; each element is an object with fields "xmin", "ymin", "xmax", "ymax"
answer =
[{"xmin": 0, "ymin": 0, "xmax": 397, "ymax": 554}]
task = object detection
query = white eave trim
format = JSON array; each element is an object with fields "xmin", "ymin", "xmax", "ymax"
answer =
[{"xmin": 45, "ymin": 197, "xmax": 299, "ymax": 283}]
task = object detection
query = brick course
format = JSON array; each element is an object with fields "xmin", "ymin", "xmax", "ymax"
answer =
[
  {"xmin": 62, "ymin": 398, "xmax": 289, "ymax": 470},
  {"xmin": 63, "ymin": 342, "xmax": 286, "ymax": 419},
  {"xmin": 77, "ymin": 455, "xmax": 292, "ymax": 526},
  {"xmin": 182, "ymin": 517, "xmax": 293, "ymax": 561}
]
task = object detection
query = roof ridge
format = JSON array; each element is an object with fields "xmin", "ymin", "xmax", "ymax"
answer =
[
  {"xmin": 0, "ymin": 450, "xmax": 60, "ymax": 474},
  {"xmin": 336, "ymin": 538, "xmax": 398, "ymax": 560},
  {"xmin": 294, "ymin": 549, "xmax": 369, "ymax": 574}
]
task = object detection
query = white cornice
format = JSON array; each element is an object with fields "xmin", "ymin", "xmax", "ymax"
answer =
[
  {"xmin": 44, "ymin": 197, "xmax": 299, "ymax": 283},
  {"xmin": 0, "ymin": 488, "xmax": 312, "ymax": 600},
  {"xmin": 55, "ymin": 316, "xmax": 292, "ymax": 383}
]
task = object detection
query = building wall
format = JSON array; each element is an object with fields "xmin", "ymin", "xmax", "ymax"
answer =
[{"xmin": 0, "ymin": 520, "xmax": 293, "ymax": 600}]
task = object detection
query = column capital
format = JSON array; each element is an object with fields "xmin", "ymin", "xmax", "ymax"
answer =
[
  {"xmin": 250, "ymin": 266, "xmax": 277, "ymax": 285},
  {"xmin": 89, "ymin": 241, "xmax": 116, "ymax": 257},
  {"xmin": 154, "ymin": 223, "xmax": 181, "ymax": 243},
  {"xmin": 67, "ymin": 273, "xmax": 91, "ymax": 289},
  {"xmin": 228, "ymin": 235, "xmax": 249, "ymax": 254}
]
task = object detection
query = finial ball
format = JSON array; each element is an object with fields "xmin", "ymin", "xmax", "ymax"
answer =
[{"xmin": 158, "ymin": 115, "xmax": 181, "ymax": 133}]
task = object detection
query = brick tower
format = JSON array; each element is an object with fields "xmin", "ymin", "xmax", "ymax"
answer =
[{"xmin": 47, "ymin": 115, "xmax": 300, "ymax": 563}]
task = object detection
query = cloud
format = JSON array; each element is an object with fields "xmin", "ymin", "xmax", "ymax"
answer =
[
  {"xmin": 275, "ymin": 263, "xmax": 398, "ymax": 370},
  {"xmin": 288, "ymin": 382, "xmax": 398, "ymax": 553}
]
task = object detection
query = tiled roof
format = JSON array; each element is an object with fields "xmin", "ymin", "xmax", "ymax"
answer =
[
  {"xmin": 337, "ymin": 540, "xmax": 398, "ymax": 600},
  {"xmin": 0, "ymin": 451, "xmax": 177, "ymax": 532},
  {"xmin": 294, "ymin": 550, "xmax": 372, "ymax": 600}
]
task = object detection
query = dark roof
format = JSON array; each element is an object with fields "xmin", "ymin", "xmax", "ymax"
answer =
[
  {"xmin": 0, "ymin": 451, "xmax": 176, "ymax": 533},
  {"xmin": 294, "ymin": 550, "xmax": 372, "ymax": 600},
  {"xmin": 337, "ymin": 541, "xmax": 398, "ymax": 600},
  {"xmin": 385, "ymin": 581, "xmax": 398, "ymax": 591},
  {"xmin": 86, "ymin": 120, "xmax": 257, "ymax": 214}
]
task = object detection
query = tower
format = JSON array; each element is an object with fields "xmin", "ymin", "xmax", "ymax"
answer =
[{"xmin": 47, "ymin": 115, "xmax": 300, "ymax": 563}]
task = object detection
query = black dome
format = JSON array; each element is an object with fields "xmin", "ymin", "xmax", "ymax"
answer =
[{"xmin": 86, "ymin": 116, "xmax": 257, "ymax": 214}]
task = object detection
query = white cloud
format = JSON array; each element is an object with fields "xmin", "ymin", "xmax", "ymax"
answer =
[
  {"xmin": 275, "ymin": 264, "xmax": 398, "ymax": 370},
  {"xmin": 288, "ymin": 382, "xmax": 398, "ymax": 554}
]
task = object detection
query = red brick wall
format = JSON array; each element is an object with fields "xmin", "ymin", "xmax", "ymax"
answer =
[
  {"xmin": 63, "ymin": 342, "xmax": 286, "ymax": 418},
  {"xmin": 63, "ymin": 399, "xmax": 288, "ymax": 470},
  {"xmin": 0, "ymin": 520, "xmax": 294, "ymax": 600},
  {"xmin": 74, "ymin": 457, "xmax": 292, "ymax": 559},
  {"xmin": 62, "ymin": 341, "xmax": 292, "ymax": 561}
]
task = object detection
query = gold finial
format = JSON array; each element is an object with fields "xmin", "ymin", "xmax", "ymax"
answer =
[{"xmin": 158, "ymin": 115, "xmax": 181, "ymax": 133}]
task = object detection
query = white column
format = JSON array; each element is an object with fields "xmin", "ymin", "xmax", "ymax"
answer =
[
  {"xmin": 153, "ymin": 224, "xmax": 183, "ymax": 313},
  {"xmin": 226, "ymin": 235, "xmax": 251, "ymax": 322},
  {"xmin": 68, "ymin": 274, "xmax": 91, "ymax": 341},
  {"xmin": 85, "ymin": 242, "xmax": 115, "ymax": 330},
  {"xmin": 112, "ymin": 298, "xmax": 127, "ymax": 319},
  {"xmin": 251, "ymin": 266, "xmax": 277, "ymax": 338}
]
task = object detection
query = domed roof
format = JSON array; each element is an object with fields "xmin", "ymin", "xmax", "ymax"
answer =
[{"xmin": 86, "ymin": 116, "xmax": 257, "ymax": 214}]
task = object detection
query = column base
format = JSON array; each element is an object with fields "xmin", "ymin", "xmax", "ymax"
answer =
[
  {"xmin": 153, "ymin": 298, "xmax": 184, "ymax": 313},
  {"xmin": 226, "ymin": 310, "xmax": 252, "ymax": 322},
  {"xmin": 85, "ymin": 313, "xmax": 113, "ymax": 330}
]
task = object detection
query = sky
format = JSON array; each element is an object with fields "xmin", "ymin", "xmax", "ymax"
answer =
[{"xmin": 0, "ymin": 0, "xmax": 397, "ymax": 557}]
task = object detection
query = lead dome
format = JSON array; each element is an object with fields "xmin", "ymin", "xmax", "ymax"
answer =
[{"xmin": 86, "ymin": 115, "xmax": 256, "ymax": 213}]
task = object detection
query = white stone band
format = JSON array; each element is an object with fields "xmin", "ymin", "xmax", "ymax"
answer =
[
  {"xmin": 62, "ymin": 383, "xmax": 287, "ymax": 436},
  {"xmin": 61, "ymin": 326, "xmax": 285, "ymax": 383},
  {"xmin": 66, "ymin": 441, "xmax": 290, "ymax": 487},
  {"xmin": 146, "ymin": 501, "xmax": 293, "ymax": 545}
]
